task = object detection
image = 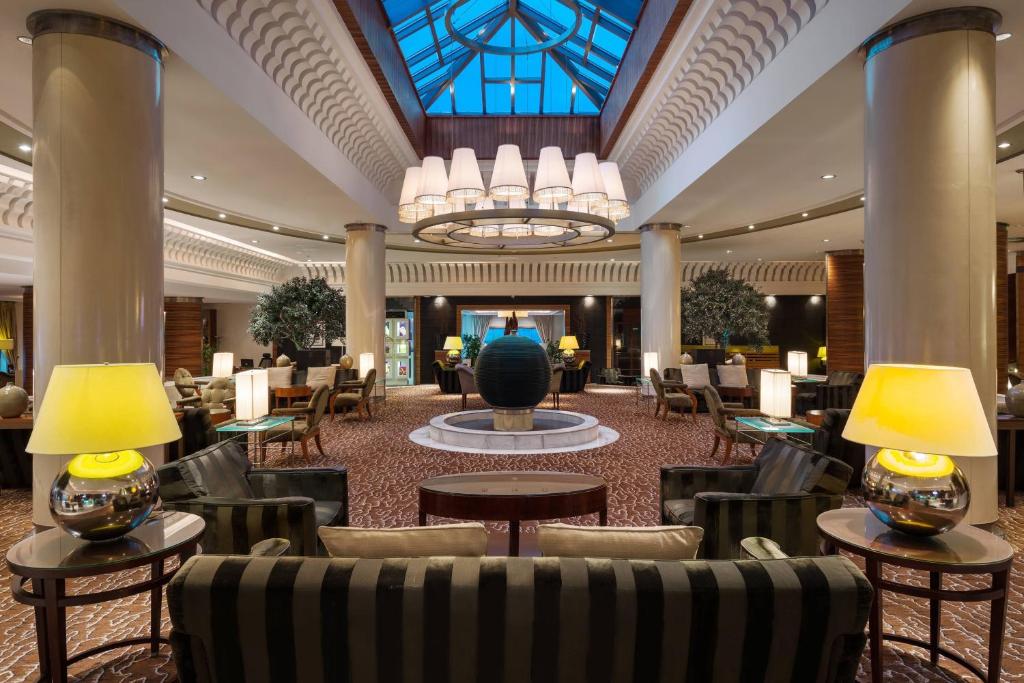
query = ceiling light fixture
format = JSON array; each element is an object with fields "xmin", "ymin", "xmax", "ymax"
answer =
[
  {"xmin": 404, "ymin": 144, "xmax": 620, "ymax": 250},
  {"xmin": 218, "ymin": 213, "xmax": 226, "ymax": 219},
  {"xmin": 17, "ymin": 36, "xmax": 32, "ymax": 45},
  {"xmin": 747, "ymin": 224, "xmax": 755, "ymax": 230},
  {"xmin": 161, "ymin": 197, "xmax": 168, "ymax": 204},
  {"xmin": 726, "ymin": 250, "xmax": 733, "ymax": 254},
  {"xmin": 697, "ymin": 234, "xmax": 703, "ymax": 239},
  {"xmin": 821, "ymin": 173, "xmax": 837, "ymax": 180},
  {"xmin": 999, "ymin": 142, "xmax": 1011, "ymax": 149},
  {"xmin": 18, "ymin": 143, "xmax": 31, "ymax": 153},
  {"xmin": 860, "ymin": 196, "xmax": 865, "ymax": 201},
  {"xmin": 823, "ymin": 238, "xmax": 830, "ymax": 243},
  {"xmin": 272, "ymin": 225, "xmax": 280, "ymax": 231},
  {"xmin": 801, "ymin": 212, "xmax": 809, "ymax": 218},
  {"xmin": 251, "ymin": 240, "xmax": 259, "ymax": 244},
  {"xmin": 997, "ymin": 32, "xmax": 1012, "ymax": 41},
  {"xmin": 322, "ymin": 235, "xmax": 330, "ymax": 240},
  {"xmin": 190, "ymin": 174, "xmax": 207, "ymax": 181}
]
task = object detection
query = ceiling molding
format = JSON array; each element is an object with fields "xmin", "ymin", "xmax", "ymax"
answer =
[
  {"xmin": 164, "ymin": 223, "xmax": 294, "ymax": 283},
  {"xmin": 0, "ymin": 172, "xmax": 32, "ymax": 231},
  {"xmin": 192, "ymin": 0, "xmax": 415, "ymax": 191},
  {"xmin": 614, "ymin": 0, "xmax": 828, "ymax": 195}
]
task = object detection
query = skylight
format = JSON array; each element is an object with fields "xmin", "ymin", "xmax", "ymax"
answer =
[{"xmin": 382, "ymin": 0, "xmax": 641, "ymax": 116}]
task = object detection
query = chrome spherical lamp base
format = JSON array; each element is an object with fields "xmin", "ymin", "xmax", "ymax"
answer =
[
  {"xmin": 862, "ymin": 449, "xmax": 970, "ymax": 536},
  {"xmin": 49, "ymin": 450, "xmax": 160, "ymax": 542}
]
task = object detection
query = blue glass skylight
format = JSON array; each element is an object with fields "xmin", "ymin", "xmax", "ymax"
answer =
[{"xmin": 382, "ymin": 0, "xmax": 641, "ymax": 116}]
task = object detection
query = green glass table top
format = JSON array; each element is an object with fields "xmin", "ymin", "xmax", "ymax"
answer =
[
  {"xmin": 735, "ymin": 417, "xmax": 815, "ymax": 434},
  {"xmin": 216, "ymin": 415, "xmax": 294, "ymax": 433}
]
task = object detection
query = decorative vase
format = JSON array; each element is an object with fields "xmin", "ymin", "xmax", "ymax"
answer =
[
  {"xmin": 1007, "ymin": 381, "xmax": 1024, "ymax": 417},
  {"xmin": 275, "ymin": 354, "xmax": 292, "ymax": 367},
  {"xmin": 339, "ymin": 354, "xmax": 354, "ymax": 370},
  {"xmin": 731, "ymin": 353, "xmax": 746, "ymax": 365},
  {"xmin": 680, "ymin": 352, "xmax": 694, "ymax": 365},
  {"xmin": 0, "ymin": 382, "xmax": 28, "ymax": 418}
]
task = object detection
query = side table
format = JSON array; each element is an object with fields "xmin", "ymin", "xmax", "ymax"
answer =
[
  {"xmin": 7, "ymin": 511, "xmax": 205, "ymax": 683},
  {"xmin": 996, "ymin": 414, "xmax": 1024, "ymax": 506},
  {"xmin": 817, "ymin": 508, "xmax": 1014, "ymax": 683}
]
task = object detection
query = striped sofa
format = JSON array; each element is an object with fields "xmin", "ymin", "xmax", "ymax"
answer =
[
  {"xmin": 661, "ymin": 438, "xmax": 853, "ymax": 559},
  {"xmin": 168, "ymin": 554, "xmax": 872, "ymax": 683}
]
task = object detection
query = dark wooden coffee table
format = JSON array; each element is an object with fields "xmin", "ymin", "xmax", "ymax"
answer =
[{"xmin": 418, "ymin": 471, "xmax": 607, "ymax": 556}]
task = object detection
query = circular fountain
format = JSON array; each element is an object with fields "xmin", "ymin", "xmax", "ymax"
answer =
[{"xmin": 410, "ymin": 336, "xmax": 619, "ymax": 454}]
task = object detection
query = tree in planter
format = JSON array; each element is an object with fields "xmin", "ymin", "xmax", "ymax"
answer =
[
  {"xmin": 248, "ymin": 277, "xmax": 346, "ymax": 365},
  {"xmin": 460, "ymin": 334, "xmax": 482, "ymax": 365},
  {"xmin": 681, "ymin": 269, "xmax": 769, "ymax": 349}
]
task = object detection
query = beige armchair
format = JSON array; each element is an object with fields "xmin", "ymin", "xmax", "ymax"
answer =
[
  {"xmin": 649, "ymin": 369, "xmax": 697, "ymax": 421},
  {"xmin": 455, "ymin": 364, "xmax": 478, "ymax": 410},
  {"xmin": 703, "ymin": 385, "xmax": 762, "ymax": 463},
  {"xmin": 173, "ymin": 367, "xmax": 200, "ymax": 398},
  {"xmin": 200, "ymin": 377, "xmax": 235, "ymax": 411},
  {"xmin": 330, "ymin": 369, "xmax": 376, "ymax": 420},
  {"xmin": 270, "ymin": 384, "xmax": 330, "ymax": 462}
]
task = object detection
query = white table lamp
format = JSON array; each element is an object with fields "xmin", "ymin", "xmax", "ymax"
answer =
[
  {"xmin": 359, "ymin": 352, "xmax": 375, "ymax": 378},
  {"xmin": 235, "ymin": 369, "xmax": 269, "ymax": 423},
  {"xmin": 211, "ymin": 352, "xmax": 234, "ymax": 378},
  {"xmin": 787, "ymin": 350, "xmax": 808, "ymax": 378},
  {"xmin": 759, "ymin": 369, "xmax": 792, "ymax": 421}
]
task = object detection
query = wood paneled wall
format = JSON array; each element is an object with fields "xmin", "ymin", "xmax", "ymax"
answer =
[
  {"xmin": 333, "ymin": 0, "xmax": 425, "ymax": 153},
  {"xmin": 21, "ymin": 286, "xmax": 32, "ymax": 395},
  {"xmin": 997, "ymin": 224, "xmax": 1008, "ymax": 388},
  {"xmin": 425, "ymin": 117, "xmax": 600, "ymax": 158},
  {"xmin": 164, "ymin": 297, "xmax": 203, "ymax": 378},
  {"xmin": 825, "ymin": 250, "xmax": 864, "ymax": 373},
  {"xmin": 600, "ymin": 0, "xmax": 694, "ymax": 156},
  {"xmin": 1016, "ymin": 252, "xmax": 1024, "ymax": 373}
]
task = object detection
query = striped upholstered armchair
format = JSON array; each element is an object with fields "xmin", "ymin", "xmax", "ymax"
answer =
[
  {"xmin": 660, "ymin": 437, "xmax": 852, "ymax": 559},
  {"xmin": 157, "ymin": 440, "xmax": 347, "ymax": 556},
  {"xmin": 169, "ymin": 554, "xmax": 871, "ymax": 683}
]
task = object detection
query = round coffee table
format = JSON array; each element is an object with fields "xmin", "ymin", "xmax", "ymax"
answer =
[
  {"xmin": 7, "ymin": 511, "xmax": 205, "ymax": 683},
  {"xmin": 817, "ymin": 508, "xmax": 1014, "ymax": 683},
  {"xmin": 418, "ymin": 471, "xmax": 607, "ymax": 555}
]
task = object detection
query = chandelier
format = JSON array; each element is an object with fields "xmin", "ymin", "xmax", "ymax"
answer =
[{"xmin": 399, "ymin": 145, "xmax": 626, "ymax": 250}]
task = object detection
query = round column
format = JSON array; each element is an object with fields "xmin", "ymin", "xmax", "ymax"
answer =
[
  {"xmin": 29, "ymin": 11, "xmax": 165, "ymax": 525},
  {"xmin": 862, "ymin": 8, "xmax": 1000, "ymax": 524},
  {"xmin": 344, "ymin": 224, "xmax": 387, "ymax": 386},
  {"xmin": 640, "ymin": 224, "xmax": 682, "ymax": 375}
]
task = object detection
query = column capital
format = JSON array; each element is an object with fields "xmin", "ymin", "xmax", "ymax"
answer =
[
  {"xmin": 861, "ymin": 7, "xmax": 1001, "ymax": 61},
  {"xmin": 27, "ymin": 10, "xmax": 166, "ymax": 63},
  {"xmin": 344, "ymin": 223, "xmax": 388, "ymax": 234},
  {"xmin": 638, "ymin": 223, "xmax": 682, "ymax": 233}
]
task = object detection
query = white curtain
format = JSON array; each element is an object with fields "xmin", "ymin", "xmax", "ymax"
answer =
[
  {"xmin": 533, "ymin": 314, "xmax": 556, "ymax": 346},
  {"xmin": 470, "ymin": 314, "xmax": 491, "ymax": 340}
]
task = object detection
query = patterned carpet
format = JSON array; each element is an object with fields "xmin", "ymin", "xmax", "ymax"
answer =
[{"xmin": 0, "ymin": 383, "xmax": 1020, "ymax": 681}]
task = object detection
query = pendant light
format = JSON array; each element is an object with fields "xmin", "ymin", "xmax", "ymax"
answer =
[
  {"xmin": 599, "ymin": 161, "xmax": 629, "ymax": 220},
  {"xmin": 533, "ymin": 146, "xmax": 573, "ymax": 203},
  {"xmin": 489, "ymin": 144, "xmax": 529, "ymax": 200},
  {"xmin": 399, "ymin": 166, "xmax": 423, "ymax": 223},
  {"xmin": 571, "ymin": 153, "xmax": 607, "ymax": 204},
  {"xmin": 447, "ymin": 148, "xmax": 486, "ymax": 202},
  {"xmin": 416, "ymin": 156, "xmax": 449, "ymax": 206}
]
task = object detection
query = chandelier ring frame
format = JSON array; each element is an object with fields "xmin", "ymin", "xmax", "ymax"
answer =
[{"xmin": 444, "ymin": 0, "xmax": 582, "ymax": 56}]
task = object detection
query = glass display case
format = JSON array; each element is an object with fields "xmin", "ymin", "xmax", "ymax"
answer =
[{"xmin": 384, "ymin": 313, "xmax": 414, "ymax": 386}]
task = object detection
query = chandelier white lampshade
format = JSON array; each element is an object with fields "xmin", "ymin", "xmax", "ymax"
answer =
[
  {"xmin": 533, "ymin": 146, "xmax": 573, "ymax": 203},
  {"xmin": 489, "ymin": 144, "xmax": 530, "ymax": 200},
  {"xmin": 235, "ymin": 369, "xmax": 269, "ymax": 422},
  {"xmin": 416, "ymin": 156, "xmax": 449, "ymax": 205},
  {"xmin": 447, "ymin": 148, "xmax": 486, "ymax": 201},
  {"xmin": 759, "ymin": 369, "xmax": 792, "ymax": 419},
  {"xmin": 211, "ymin": 352, "xmax": 234, "ymax": 378},
  {"xmin": 787, "ymin": 350, "xmax": 808, "ymax": 378},
  {"xmin": 399, "ymin": 166, "xmax": 425, "ymax": 223},
  {"xmin": 571, "ymin": 153, "xmax": 607, "ymax": 204},
  {"xmin": 599, "ymin": 162, "xmax": 629, "ymax": 219}
]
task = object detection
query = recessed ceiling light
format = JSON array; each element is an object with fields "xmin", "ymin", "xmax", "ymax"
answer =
[
  {"xmin": 251, "ymin": 239, "xmax": 259, "ymax": 244},
  {"xmin": 801, "ymin": 212, "xmax": 809, "ymax": 218},
  {"xmin": 860, "ymin": 196, "xmax": 865, "ymax": 201},
  {"xmin": 322, "ymin": 234, "xmax": 330, "ymax": 240},
  {"xmin": 726, "ymin": 250, "xmax": 733, "ymax": 254},
  {"xmin": 757, "ymin": 258, "xmax": 763, "ymax": 262},
  {"xmin": 999, "ymin": 142, "xmax": 1011, "ymax": 149},
  {"xmin": 609, "ymin": 258, "xmax": 615, "ymax": 262},
  {"xmin": 683, "ymin": 224, "xmax": 691, "ymax": 228},
  {"xmin": 606, "ymin": 238, "xmax": 612, "ymax": 243},
  {"xmin": 821, "ymin": 173, "xmax": 836, "ymax": 180},
  {"xmin": 697, "ymin": 234, "xmax": 703, "ymax": 239},
  {"xmin": 747, "ymin": 224, "xmax": 755, "ymax": 230},
  {"xmin": 997, "ymin": 32, "xmax": 1012, "ymax": 42},
  {"xmin": 218, "ymin": 212, "xmax": 226, "ymax": 219},
  {"xmin": 414, "ymin": 239, "xmax": 421, "ymax": 243},
  {"xmin": 272, "ymin": 225, "xmax": 280, "ymax": 231},
  {"xmin": 17, "ymin": 143, "xmax": 31, "ymax": 153},
  {"xmin": 16, "ymin": 36, "xmax": 32, "ymax": 45},
  {"xmin": 823, "ymin": 238, "xmax": 830, "ymax": 243},
  {"xmin": 190, "ymin": 174, "xmax": 207, "ymax": 181},
  {"xmin": 161, "ymin": 197, "xmax": 168, "ymax": 204},
  {"xmin": 306, "ymin": 258, "xmax": 311, "ymax": 262}
]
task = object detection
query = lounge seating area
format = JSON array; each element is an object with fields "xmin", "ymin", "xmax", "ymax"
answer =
[{"xmin": 0, "ymin": 3, "xmax": 1021, "ymax": 682}]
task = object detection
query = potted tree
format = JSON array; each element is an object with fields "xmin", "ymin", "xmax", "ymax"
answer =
[
  {"xmin": 248, "ymin": 277, "xmax": 346, "ymax": 366},
  {"xmin": 460, "ymin": 334, "xmax": 482, "ymax": 367},
  {"xmin": 681, "ymin": 269, "xmax": 769, "ymax": 351}
]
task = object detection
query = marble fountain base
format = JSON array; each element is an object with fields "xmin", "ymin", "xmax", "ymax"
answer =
[{"xmin": 409, "ymin": 409, "xmax": 619, "ymax": 455}]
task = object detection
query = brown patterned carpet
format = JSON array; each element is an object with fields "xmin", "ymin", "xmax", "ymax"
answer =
[{"xmin": 0, "ymin": 383, "xmax": 1021, "ymax": 681}]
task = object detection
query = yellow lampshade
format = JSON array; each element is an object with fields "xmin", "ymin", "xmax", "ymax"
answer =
[
  {"xmin": 211, "ymin": 352, "xmax": 234, "ymax": 378},
  {"xmin": 817, "ymin": 346, "xmax": 827, "ymax": 360},
  {"xmin": 0, "ymin": 339, "xmax": 13, "ymax": 351},
  {"xmin": 443, "ymin": 336, "xmax": 464, "ymax": 351},
  {"xmin": 27, "ymin": 363, "xmax": 181, "ymax": 455},
  {"xmin": 68, "ymin": 450, "xmax": 144, "ymax": 479},
  {"xmin": 843, "ymin": 364, "xmax": 996, "ymax": 457},
  {"xmin": 558, "ymin": 336, "xmax": 580, "ymax": 351}
]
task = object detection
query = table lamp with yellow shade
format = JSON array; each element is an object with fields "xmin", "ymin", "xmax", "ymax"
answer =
[
  {"xmin": 558, "ymin": 335, "xmax": 580, "ymax": 365},
  {"xmin": 26, "ymin": 363, "xmax": 181, "ymax": 541},
  {"xmin": 843, "ymin": 364, "xmax": 996, "ymax": 536},
  {"xmin": 443, "ymin": 336, "xmax": 463, "ymax": 364}
]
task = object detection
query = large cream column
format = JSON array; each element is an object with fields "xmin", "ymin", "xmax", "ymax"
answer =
[
  {"xmin": 640, "ymin": 224, "xmax": 682, "ymax": 374},
  {"xmin": 863, "ymin": 8, "xmax": 1000, "ymax": 524},
  {"xmin": 344, "ymin": 224, "xmax": 387, "ymax": 386},
  {"xmin": 29, "ymin": 11, "xmax": 165, "ymax": 525}
]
